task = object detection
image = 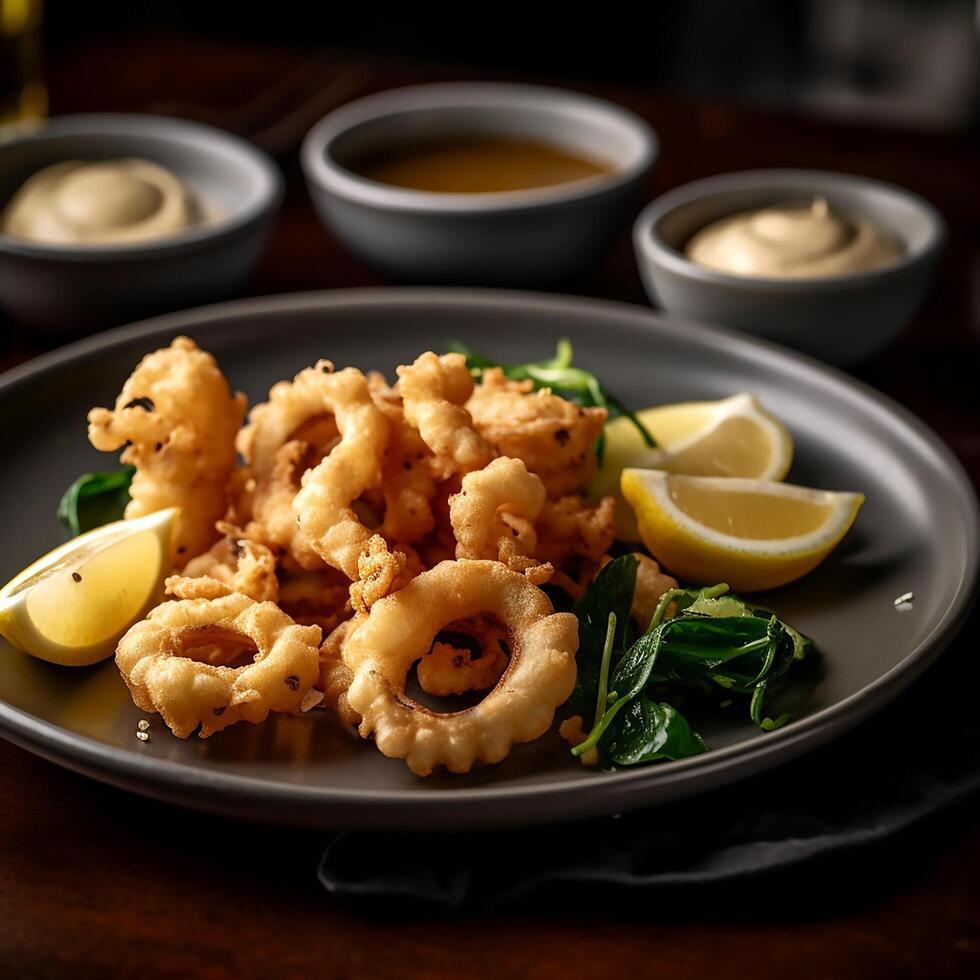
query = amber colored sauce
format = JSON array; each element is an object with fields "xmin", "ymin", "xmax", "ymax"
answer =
[{"xmin": 350, "ymin": 137, "xmax": 612, "ymax": 193}]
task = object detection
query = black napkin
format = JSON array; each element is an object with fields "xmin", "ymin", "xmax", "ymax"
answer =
[{"xmin": 319, "ymin": 614, "xmax": 979, "ymax": 910}]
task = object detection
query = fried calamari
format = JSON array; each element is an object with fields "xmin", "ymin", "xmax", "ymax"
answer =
[
  {"xmin": 415, "ymin": 613, "xmax": 512, "ymax": 697},
  {"xmin": 87, "ymin": 336, "xmax": 246, "ymax": 564},
  {"xmin": 165, "ymin": 522, "xmax": 278, "ymax": 603},
  {"xmin": 291, "ymin": 365, "xmax": 392, "ymax": 579},
  {"xmin": 116, "ymin": 593, "xmax": 320, "ymax": 738},
  {"xmin": 449, "ymin": 456, "xmax": 547, "ymax": 574},
  {"xmin": 396, "ymin": 352, "xmax": 493, "ymax": 479},
  {"xmin": 343, "ymin": 560, "xmax": 578, "ymax": 776},
  {"xmin": 368, "ymin": 371, "xmax": 439, "ymax": 545},
  {"xmin": 237, "ymin": 362, "xmax": 350, "ymax": 570},
  {"xmin": 93, "ymin": 340, "xmax": 649, "ymax": 776},
  {"xmin": 466, "ymin": 367, "xmax": 607, "ymax": 496}
]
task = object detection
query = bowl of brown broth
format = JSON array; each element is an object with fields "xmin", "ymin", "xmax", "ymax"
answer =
[{"xmin": 301, "ymin": 83, "xmax": 657, "ymax": 285}]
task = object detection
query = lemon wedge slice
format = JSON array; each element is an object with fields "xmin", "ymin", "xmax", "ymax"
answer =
[
  {"xmin": 592, "ymin": 393, "xmax": 794, "ymax": 540},
  {"xmin": 0, "ymin": 508, "xmax": 176, "ymax": 666},
  {"xmin": 621, "ymin": 470, "xmax": 863, "ymax": 592}
]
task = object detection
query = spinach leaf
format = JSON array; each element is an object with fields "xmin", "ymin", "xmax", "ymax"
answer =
[
  {"xmin": 447, "ymin": 338, "xmax": 656, "ymax": 462},
  {"xmin": 57, "ymin": 466, "xmax": 135, "ymax": 537},
  {"xmin": 684, "ymin": 592, "xmax": 813, "ymax": 662},
  {"xmin": 569, "ymin": 554, "xmax": 638, "ymax": 715},
  {"xmin": 646, "ymin": 615, "xmax": 782, "ymax": 683},
  {"xmin": 568, "ymin": 574, "xmax": 813, "ymax": 767},
  {"xmin": 603, "ymin": 696, "xmax": 707, "ymax": 765}
]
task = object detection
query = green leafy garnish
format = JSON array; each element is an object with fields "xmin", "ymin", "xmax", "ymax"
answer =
[
  {"xmin": 603, "ymin": 697, "xmax": 708, "ymax": 765},
  {"xmin": 570, "ymin": 555, "xmax": 638, "ymax": 716},
  {"xmin": 568, "ymin": 559, "xmax": 812, "ymax": 768},
  {"xmin": 57, "ymin": 466, "xmax": 135, "ymax": 537},
  {"xmin": 447, "ymin": 338, "xmax": 655, "ymax": 462}
]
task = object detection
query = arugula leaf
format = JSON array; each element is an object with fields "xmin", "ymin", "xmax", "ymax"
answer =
[
  {"xmin": 447, "ymin": 338, "xmax": 655, "ymax": 462},
  {"xmin": 57, "ymin": 466, "xmax": 135, "ymax": 537}
]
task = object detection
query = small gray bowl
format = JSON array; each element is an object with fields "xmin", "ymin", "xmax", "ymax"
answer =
[
  {"xmin": 0, "ymin": 114, "xmax": 283, "ymax": 332},
  {"xmin": 633, "ymin": 169, "xmax": 945, "ymax": 365},
  {"xmin": 302, "ymin": 82, "xmax": 657, "ymax": 286}
]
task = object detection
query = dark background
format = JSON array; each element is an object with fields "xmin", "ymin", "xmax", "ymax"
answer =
[
  {"xmin": 45, "ymin": 0, "xmax": 980, "ymax": 134},
  {"xmin": 3, "ymin": 5, "xmax": 980, "ymax": 977}
]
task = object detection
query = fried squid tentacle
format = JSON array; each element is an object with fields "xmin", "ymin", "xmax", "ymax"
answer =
[
  {"xmin": 87, "ymin": 336, "xmax": 247, "ymax": 565},
  {"xmin": 466, "ymin": 367, "xmax": 607, "ymax": 496},
  {"xmin": 166, "ymin": 522, "xmax": 279, "ymax": 603},
  {"xmin": 416, "ymin": 641, "xmax": 508, "ymax": 697},
  {"xmin": 448, "ymin": 456, "xmax": 548, "ymax": 575},
  {"xmin": 535, "ymin": 494, "xmax": 617, "ymax": 566},
  {"xmin": 396, "ymin": 352, "xmax": 494, "ymax": 480}
]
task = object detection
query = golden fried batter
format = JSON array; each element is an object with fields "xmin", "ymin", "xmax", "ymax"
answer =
[
  {"xmin": 368, "ymin": 372, "xmax": 439, "ymax": 544},
  {"xmin": 292, "ymin": 366, "xmax": 393, "ymax": 579},
  {"xmin": 87, "ymin": 336, "xmax": 246, "ymax": 565},
  {"xmin": 397, "ymin": 352, "xmax": 494, "ymax": 480},
  {"xmin": 417, "ymin": 641, "xmax": 509, "ymax": 697},
  {"xmin": 166, "ymin": 522, "xmax": 278, "ymax": 603},
  {"xmin": 536, "ymin": 494, "xmax": 617, "ymax": 566},
  {"xmin": 318, "ymin": 616, "xmax": 362, "ymax": 726},
  {"xmin": 449, "ymin": 457, "xmax": 547, "ymax": 574},
  {"xmin": 343, "ymin": 560, "xmax": 578, "ymax": 776},
  {"xmin": 237, "ymin": 362, "xmax": 353, "ymax": 570},
  {"xmin": 116, "ymin": 593, "xmax": 321, "ymax": 738},
  {"xmin": 466, "ymin": 368, "xmax": 607, "ymax": 496},
  {"xmin": 348, "ymin": 534, "xmax": 407, "ymax": 615}
]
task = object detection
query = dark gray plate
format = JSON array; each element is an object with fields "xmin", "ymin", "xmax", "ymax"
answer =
[{"xmin": 1, "ymin": 289, "xmax": 976, "ymax": 830}]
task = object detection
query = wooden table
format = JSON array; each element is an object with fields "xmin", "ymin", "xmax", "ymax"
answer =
[{"xmin": 2, "ymin": 36, "xmax": 978, "ymax": 979}]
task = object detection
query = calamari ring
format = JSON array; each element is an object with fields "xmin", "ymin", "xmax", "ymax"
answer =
[
  {"xmin": 116, "ymin": 593, "xmax": 321, "ymax": 738},
  {"xmin": 237, "ymin": 361, "xmax": 353, "ymax": 569},
  {"xmin": 449, "ymin": 457, "xmax": 546, "ymax": 573},
  {"xmin": 396, "ymin": 352, "xmax": 494, "ymax": 480},
  {"xmin": 343, "ymin": 560, "xmax": 578, "ymax": 776},
  {"xmin": 291, "ymin": 367, "xmax": 391, "ymax": 579},
  {"xmin": 166, "ymin": 522, "xmax": 279, "ymax": 603}
]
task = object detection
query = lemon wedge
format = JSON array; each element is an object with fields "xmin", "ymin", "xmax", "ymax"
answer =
[
  {"xmin": 0, "ymin": 508, "xmax": 176, "ymax": 666},
  {"xmin": 591, "ymin": 393, "xmax": 794, "ymax": 540},
  {"xmin": 620, "ymin": 470, "xmax": 863, "ymax": 592}
]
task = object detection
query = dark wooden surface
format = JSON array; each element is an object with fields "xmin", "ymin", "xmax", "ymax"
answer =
[{"xmin": 1, "ymin": 35, "xmax": 978, "ymax": 979}]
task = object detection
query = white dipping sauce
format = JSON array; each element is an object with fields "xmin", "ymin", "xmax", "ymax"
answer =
[
  {"xmin": 1, "ymin": 158, "xmax": 200, "ymax": 245},
  {"xmin": 685, "ymin": 198, "xmax": 902, "ymax": 279}
]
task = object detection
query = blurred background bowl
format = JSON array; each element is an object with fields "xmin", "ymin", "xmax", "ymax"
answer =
[
  {"xmin": 302, "ymin": 82, "xmax": 657, "ymax": 286},
  {"xmin": 633, "ymin": 169, "xmax": 945, "ymax": 366},
  {"xmin": 0, "ymin": 113, "xmax": 283, "ymax": 333}
]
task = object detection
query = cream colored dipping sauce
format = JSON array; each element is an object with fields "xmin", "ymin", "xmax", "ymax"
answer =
[
  {"xmin": 684, "ymin": 199, "xmax": 903, "ymax": 279},
  {"xmin": 1, "ymin": 158, "xmax": 201, "ymax": 245}
]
